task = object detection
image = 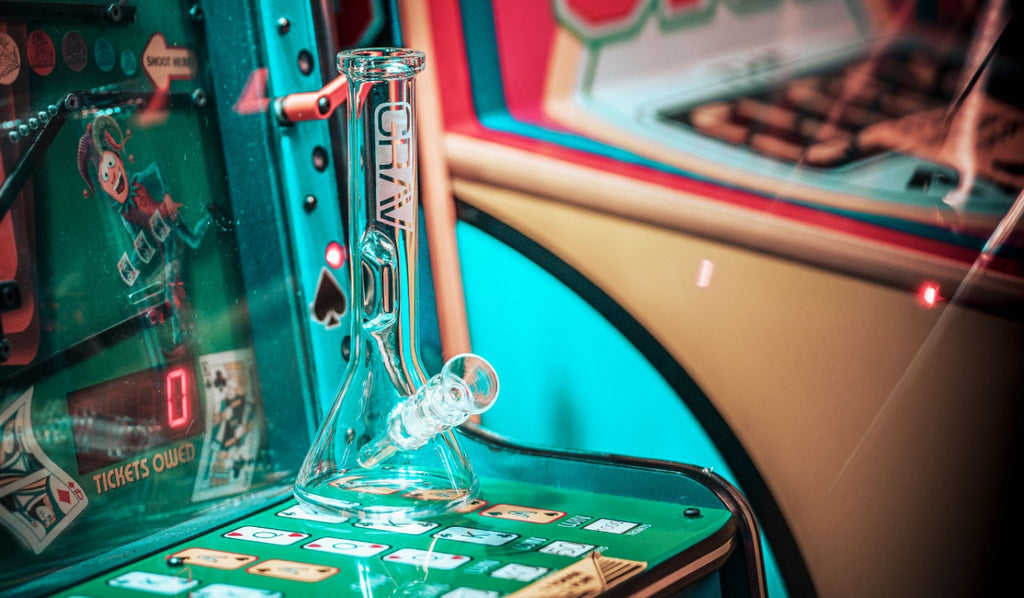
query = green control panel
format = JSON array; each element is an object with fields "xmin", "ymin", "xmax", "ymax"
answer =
[{"xmin": 52, "ymin": 477, "xmax": 732, "ymax": 597}]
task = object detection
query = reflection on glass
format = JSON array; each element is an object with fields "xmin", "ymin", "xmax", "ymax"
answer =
[{"xmin": 294, "ymin": 48, "xmax": 495, "ymax": 521}]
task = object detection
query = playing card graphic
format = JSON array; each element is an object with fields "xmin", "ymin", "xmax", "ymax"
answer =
[
  {"xmin": 479, "ymin": 504, "xmax": 565, "ymax": 524},
  {"xmin": 0, "ymin": 388, "xmax": 90, "ymax": 554},
  {"xmin": 277, "ymin": 502, "xmax": 350, "ymax": 524},
  {"xmin": 223, "ymin": 525, "xmax": 308, "ymax": 546},
  {"xmin": 246, "ymin": 559, "xmax": 338, "ymax": 582},
  {"xmin": 192, "ymin": 583, "xmax": 282, "ymax": 598},
  {"xmin": 0, "ymin": 473, "xmax": 88, "ymax": 553},
  {"xmin": 403, "ymin": 488, "xmax": 468, "ymax": 501},
  {"xmin": 133, "ymin": 230, "xmax": 155, "ymax": 264},
  {"xmin": 168, "ymin": 547, "xmax": 259, "ymax": 569},
  {"xmin": 192, "ymin": 349, "xmax": 263, "ymax": 502},
  {"xmin": 382, "ymin": 547, "xmax": 471, "ymax": 570},
  {"xmin": 303, "ymin": 537, "xmax": 390, "ymax": 557},
  {"xmin": 352, "ymin": 518, "xmax": 438, "ymax": 535},
  {"xmin": 108, "ymin": 571, "xmax": 199, "ymax": 595},
  {"xmin": 0, "ymin": 391, "xmax": 44, "ymax": 492},
  {"xmin": 433, "ymin": 526, "xmax": 518, "ymax": 546},
  {"xmin": 117, "ymin": 252, "xmax": 139, "ymax": 285}
]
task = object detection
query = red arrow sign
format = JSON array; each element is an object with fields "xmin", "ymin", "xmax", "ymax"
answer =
[{"xmin": 142, "ymin": 32, "xmax": 194, "ymax": 91}]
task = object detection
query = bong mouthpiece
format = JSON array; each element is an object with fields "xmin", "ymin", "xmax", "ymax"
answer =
[{"xmin": 358, "ymin": 353, "xmax": 499, "ymax": 468}]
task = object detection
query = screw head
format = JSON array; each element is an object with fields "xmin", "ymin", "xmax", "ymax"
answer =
[
  {"xmin": 1, "ymin": 283, "xmax": 18, "ymax": 308},
  {"xmin": 191, "ymin": 88, "xmax": 207, "ymax": 108}
]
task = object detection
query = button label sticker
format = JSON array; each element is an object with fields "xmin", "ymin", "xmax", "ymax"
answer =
[{"xmin": 479, "ymin": 504, "xmax": 565, "ymax": 524}]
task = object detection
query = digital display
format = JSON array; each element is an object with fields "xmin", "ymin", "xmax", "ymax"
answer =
[{"xmin": 66, "ymin": 362, "xmax": 203, "ymax": 475}]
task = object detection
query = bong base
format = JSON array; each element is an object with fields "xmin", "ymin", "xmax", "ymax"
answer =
[{"xmin": 294, "ymin": 466, "xmax": 479, "ymax": 522}]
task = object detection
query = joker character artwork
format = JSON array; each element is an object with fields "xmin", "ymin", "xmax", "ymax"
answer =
[{"xmin": 77, "ymin": 113, "xmax": 215, "ymax": 349}]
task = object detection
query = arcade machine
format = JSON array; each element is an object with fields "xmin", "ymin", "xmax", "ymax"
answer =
[
  {"xmin": 0, "ymin": 1, "xmax": 767, "ymax": 597},
  {"xmin": 398, "ymin": 0, "xmax": 1024, "ymax": 597}
]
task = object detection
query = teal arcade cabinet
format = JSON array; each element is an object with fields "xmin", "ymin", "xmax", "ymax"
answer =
[{"xmin": 0, "ymin": 2, "xmax": 767, "ymax": 597}]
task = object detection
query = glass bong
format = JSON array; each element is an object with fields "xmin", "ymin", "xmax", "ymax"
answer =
[{"xmin": 294, "ymin": 48, "xmax": 498, "ymax": 521}]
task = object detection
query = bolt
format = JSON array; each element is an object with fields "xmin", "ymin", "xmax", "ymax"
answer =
[
  {"xmin": 277, "ymin": 17, "xmax": 291, "ymax": 34},
  {"xmin": 191, "ymin": 88, "xmax": 208, "ymax": 108},
  {"xmin": 1, "ymin": 284, "xmax": 17, "ymax": 308}
]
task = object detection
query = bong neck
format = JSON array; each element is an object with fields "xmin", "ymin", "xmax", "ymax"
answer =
[{"xmin": 343, "ymin": 49, "xmax": 426, "ymax": 396}]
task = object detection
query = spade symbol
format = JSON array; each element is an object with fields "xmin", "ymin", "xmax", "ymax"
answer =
[{"xmin": 311, "ymin": 267, "xmax": 346, "ymax": 329}]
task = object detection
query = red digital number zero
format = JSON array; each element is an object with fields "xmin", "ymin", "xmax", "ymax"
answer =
[{"xmin": 165, "ymin": 368, "xmax": 190, "ymax": 428}]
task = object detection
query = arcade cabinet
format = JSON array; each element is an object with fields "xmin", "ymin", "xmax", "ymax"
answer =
[{"xmin": 0, "ymin": 1, "xmax": 767, "ymax": 597}]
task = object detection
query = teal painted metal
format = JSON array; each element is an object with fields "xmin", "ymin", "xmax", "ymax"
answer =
[
  {"xmin": 456, "ymin": 222, "xmax": 789, "ymax": 598},
  {"xmin": 257, "ymin": 1, "xmax": 350, "ymax": 421}
]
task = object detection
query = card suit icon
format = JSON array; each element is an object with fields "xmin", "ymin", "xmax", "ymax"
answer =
[{"xmin": 311, "ymin": 268, "xmax": 346, "ymax": 328}]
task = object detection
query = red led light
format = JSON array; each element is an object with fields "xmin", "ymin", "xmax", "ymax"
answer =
[
  {"xmin": 325, "ymin": 241, "xmax": 347, "ymax": 269},
  {"xmin": 166, "ymin": 368, "xmax": 190, "ymax": 428},
  {"xmin": 917, "ymin": 282, "xmax": 942, "ymax": 308}
]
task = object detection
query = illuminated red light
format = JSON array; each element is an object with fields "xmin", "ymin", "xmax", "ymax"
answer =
[
  {"xmin": 325, "ymin": 241, "xmax": 347, "ymax": 269},
  {"xmin": 917, "ymin": 282, "xmax": 942, "ymax": 308},
  {"xmin": 165, "ymin": 368, "xmax": 190, "ymax": 428}
]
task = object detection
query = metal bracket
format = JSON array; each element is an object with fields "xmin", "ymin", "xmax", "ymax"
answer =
[{"xmin": 273, "ymin": 74, "xmax": 348, "ymax": 124}]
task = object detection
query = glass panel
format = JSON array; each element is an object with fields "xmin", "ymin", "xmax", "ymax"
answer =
[{"xmin": 0, "ymin": 2, "xmax": 327, "ymax": 591}]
